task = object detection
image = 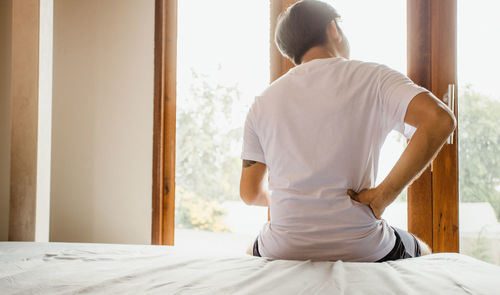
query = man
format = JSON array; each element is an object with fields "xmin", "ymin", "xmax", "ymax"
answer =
[{"xmin": 240, "ymin": 0, "xmax": 455, "ymax": 262}]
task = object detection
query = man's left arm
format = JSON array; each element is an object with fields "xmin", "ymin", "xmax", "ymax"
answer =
[{"xmin": 239, "ymin": 160, "xmax": 270, "ymax": 207}]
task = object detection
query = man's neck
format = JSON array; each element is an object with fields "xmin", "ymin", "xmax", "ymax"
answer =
[{"xmin": 301, "ymin": 46, "xmax": 338, "ymax": 64}]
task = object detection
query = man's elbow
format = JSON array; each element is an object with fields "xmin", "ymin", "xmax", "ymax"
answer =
[
  {"xmin": 429, "ymin": 106, "xmax": 456, "ymax": 137},
  {"xmin": 440, "ymin": 108, "xmax": 456, "ymax": 135},
  {"xmin": 240, "ymin": 188, "xmax": 256, "ymax": 206}
]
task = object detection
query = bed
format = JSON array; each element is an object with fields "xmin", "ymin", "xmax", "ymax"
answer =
[{"xmin": 1, "ymin": 242, "xmax": 500, "ymax": 294}]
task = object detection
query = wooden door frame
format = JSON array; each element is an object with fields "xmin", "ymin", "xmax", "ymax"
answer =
[
  {"xmin": 407, "ymin": 0, "xmax": 459, "ymax": 252},
  {"xmin": 406, "ymin": 0, "xmax": 434, "ymax": 248},
  {"xmin": 152, "ymin": 0, "xmax": 177, "ymax": 245},
  {"xmin": 270, "ymin": 0, "xmax": 296, "ymax": 82}
]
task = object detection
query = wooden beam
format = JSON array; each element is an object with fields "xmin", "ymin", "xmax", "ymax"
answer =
[
  {"xmin": 407, "ymin": 0, "xmax": 459, "ymax": 252},
  {"xmin": 270, "ymin": 0, "xmax": 296, "ymax": 83},
  {"xmin": 9, "ymin": 0, "xmax": 53, "ymax": 242},
  {"xmin": 151, "ymin": 0, "xmax": 164, "ymax": 245},
  {"xmin": 9, "ymin": 0, "xmax": 39, "ymax": 241},
  {"xmin": 0, "ymin": 0, "xmax": 12, "ymax": 241},
  {"xmin": 406, "ymin": 0, "xmax": 434, "ymax": 250},
  {"xmin": 152, "ymin": 0, "xmax": 177, "ymax": 246},
  {"xmin": 430, "ymin": 0, "xmax": 459, "ymax": 253}
]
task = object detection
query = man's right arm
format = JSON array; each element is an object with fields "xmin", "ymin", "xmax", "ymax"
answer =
[{"xmin": 348, "ymin": 92, "xmax": 456, "ymax": 219}]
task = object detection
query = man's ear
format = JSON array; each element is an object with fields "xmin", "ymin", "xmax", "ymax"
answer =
[{"xmin": 327, "ymin": 20, "xmax": 342, "ymax": 43}]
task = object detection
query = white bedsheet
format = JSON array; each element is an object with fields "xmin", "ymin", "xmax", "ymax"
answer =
[{"xmin": 1, "ymin": 242, "xmax": 500, "ymax": 294}]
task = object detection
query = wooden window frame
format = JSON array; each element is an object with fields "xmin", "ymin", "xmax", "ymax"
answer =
[
  {"xmin": 152, "ymin": 0, "xmax": 177, "ymax": 245},
  {"xmin": 407, "ymin": 0, "xmax": 459, "ymax": 252},
  {"xmin": 152, "ymin": 0, "xmax": 459, "ymax": 252}
]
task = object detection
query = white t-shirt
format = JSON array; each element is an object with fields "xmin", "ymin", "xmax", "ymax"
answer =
[{"xmin": 241, "ymin": 57, "xmax": 428, "ymax": 262}]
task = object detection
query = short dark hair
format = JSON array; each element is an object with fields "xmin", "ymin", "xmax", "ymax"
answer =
[{"xmin": 275, "ymin": 0, "xmax": 341, "ymax": 65}]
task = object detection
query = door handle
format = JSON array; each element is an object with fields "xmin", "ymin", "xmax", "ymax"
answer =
[{"xmin": 443, "ymin": 84, "xmax": 455, "ymax": 144}]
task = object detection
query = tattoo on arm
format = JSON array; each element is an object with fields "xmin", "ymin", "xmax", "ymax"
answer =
[{"xmin": 242, "ymin": 160, "xmax": 257, "ymax": 168}]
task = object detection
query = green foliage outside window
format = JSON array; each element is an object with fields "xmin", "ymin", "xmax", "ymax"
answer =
[
  {"xmin": 459, "ymin": 86, "xmax": 500, "ymax": 265},
  {"xmin": 459, "ymin": 86, "xmax": 500, "ymax": 219},
  {"xmin": 175, "ymin": 70, "xmax": 244, "ymax": 231},
  {"xmin": 468, "ymin": 228, "xmax": 494, "ymax": 264}
]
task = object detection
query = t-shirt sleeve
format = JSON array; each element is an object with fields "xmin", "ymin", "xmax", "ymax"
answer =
[
  {"xmin": 377, "ymin": 64, "xmax": 429, "ymax": 138},
  {"xmin": 241, "ymin": 102, "xmax": 266, "ymax": 164}
]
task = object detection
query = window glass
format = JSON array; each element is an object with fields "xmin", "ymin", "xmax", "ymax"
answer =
[
  {"xmin": 175, "ymin": 0, "xmax": 270, "ymax": 254},
  {"xmin": 458, "ymin": 0, "xmax": 500, "ymax": 265}
]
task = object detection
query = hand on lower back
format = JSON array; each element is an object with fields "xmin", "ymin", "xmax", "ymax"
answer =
[{"xmin": 347, "ymin": 188, "xmax": 386, "ymax": 220}]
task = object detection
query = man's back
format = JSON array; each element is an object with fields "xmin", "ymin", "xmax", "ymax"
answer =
[{"xmin": 242, "ymin": 57, "xmax": 427, "ymax": 261}]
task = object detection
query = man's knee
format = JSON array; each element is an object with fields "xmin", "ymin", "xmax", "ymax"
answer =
[
  {"xmin": 416, "ymin": 237, "xmax": 432, "ymax": 256},
  {"xmin": 246, "ymin": 244, "xmax": 253, "ymax": 255}
]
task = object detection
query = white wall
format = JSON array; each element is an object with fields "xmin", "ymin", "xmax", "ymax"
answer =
[
  {"xmin": 36, "ymin": 0, "xmax": 54, "ymax": 242},
  {"xmin": 0, "ymin": 0, "xmax": 12, "ymax": 241},
  {"xmin": 50, "ymin": 0, "xmax": 154, "ymax": 244}
]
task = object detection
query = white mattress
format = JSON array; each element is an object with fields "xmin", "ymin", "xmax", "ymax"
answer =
[{"xmin": 1, "ymin": 242, "xmax": 500, "ymax": 294}]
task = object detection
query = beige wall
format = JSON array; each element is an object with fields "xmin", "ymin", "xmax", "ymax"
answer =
[
  {"xmin": 0, "ymin": 0, "xmax": 12, "ymax": 241},
  {"xmin": 10, "ymin": 0, "xmax": 53, "ymax": 242},
  {"xmin": 50, "ymin": 0, "xmax": 154, "ymax": 244}
]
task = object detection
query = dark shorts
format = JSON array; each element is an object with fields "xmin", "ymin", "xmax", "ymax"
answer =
[
  {"xmin": 252, "ymin": 226, "xmax": 421, "ymax": 261},
  {"xmin": 252, "ymin": 235, "xmax": 261, "ymax": 257},
  {"xmin": 376, "ymin": 226, "xmax": 422, "ymax": 262}
]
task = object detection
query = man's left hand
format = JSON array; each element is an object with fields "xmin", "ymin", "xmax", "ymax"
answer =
[{"xmin": 347, "ymin": 188, "xmax": 386, "ymax": 220}]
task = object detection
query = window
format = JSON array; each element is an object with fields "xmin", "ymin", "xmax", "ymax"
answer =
[
  {"xmin": 174, "ymin": 0, "xmax": 270, "ymax": 254},
  {"xmin": 457, "ymin": 0, "xmax": 500, "ymax": 265},
  {"xmin": 154, "ymin": 0, "xmax": 462, "ymax": 255}
]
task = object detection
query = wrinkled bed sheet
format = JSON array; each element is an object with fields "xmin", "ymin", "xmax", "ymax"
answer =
[{"xmin": 1, "ymin": 242, "xmax": 500, "ymax": 294}]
